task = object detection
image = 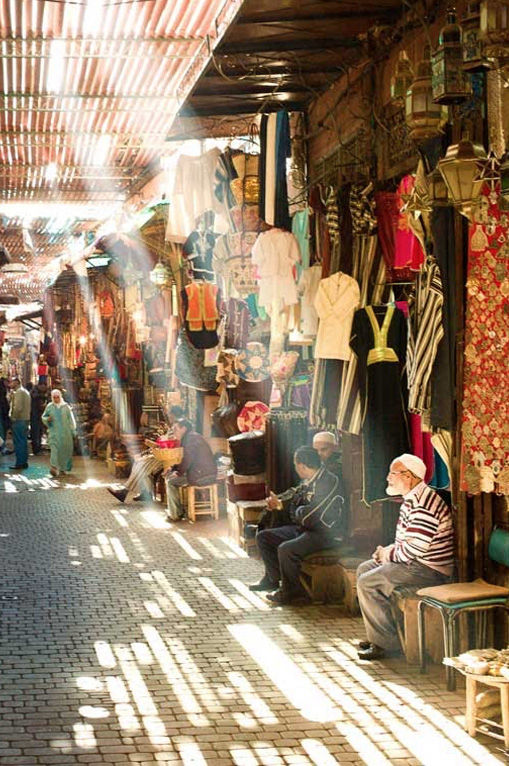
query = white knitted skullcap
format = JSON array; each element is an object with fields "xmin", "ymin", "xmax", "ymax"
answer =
[
  {"xmin": 313, "ymin": 431, "xmax": 336, "ymax": 446},
  {"xmin": 392, "ymin": 453, "xmax": 426, "ymax": 480}
]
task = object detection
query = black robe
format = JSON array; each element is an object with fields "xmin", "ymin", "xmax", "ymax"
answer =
[{"xmin": 350, "ymin": 305, "xmax": 410, "ymax": 504}]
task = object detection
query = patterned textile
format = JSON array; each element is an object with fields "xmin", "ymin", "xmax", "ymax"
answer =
[
  {"xmin": 460, "ymin": 190, "xmax": 509, "ymax": 495},
  {"xmin": 237, "ymin": 401, "xmax": 270, "ymax": 432},
  {"xmin": 394, "ymin": 175, "xmax": 425, "ymax": 271},
  {"xmin": 224, "ymin": 298, "xmax": 250, "ymax": 349},
  {"xmin": 174, "ymin": 328, "xmax": 218, "ymax": 392},
  {"xmin": 236, "ymin": 342, "xmax": 270, "ymax": 382}
]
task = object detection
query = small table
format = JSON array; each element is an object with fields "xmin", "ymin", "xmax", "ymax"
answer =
[{"xmin": 456, "ymin": 668, "xmax": 509, "ymax": 750}]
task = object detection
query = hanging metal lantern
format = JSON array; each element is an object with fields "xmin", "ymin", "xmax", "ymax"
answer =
[
  {"xmin": 432, "ymin": 7, "xmax": 472, "ymax": 103},
  {"xmin": 437, "ymin": 137, "xmax": 488, "ymax": 209},
  {"xmin": 390, "ymin": 51, "xmax": 414, "ymax": 104},
  {"xmin": 480, "ymin": 0, "xmax": 509, "ymax": 63},
  {"xmin": 405, "ymin": 49, "xmax": 444, "ymax": 141},
  {"xmin": 149, "ymin": 260, "xmax": 172, "ymax": 287},
  {"xmin": 463, "ymin": 1, "xmax": 491, "ymax": 70},
  {"xmin": 428, "ymin": 166, "xmax": 450, "ymax": 206}
]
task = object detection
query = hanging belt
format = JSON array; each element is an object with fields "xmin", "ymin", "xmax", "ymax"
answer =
[{"xmin": 366, "ymin": 305, "xmax": 399, "ymax": 366}]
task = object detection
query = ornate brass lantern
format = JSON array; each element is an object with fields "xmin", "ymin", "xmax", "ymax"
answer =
[
  {"xmin": 391, "ymin": 51, "xmax": 414, "ymax": 104},
  {"xmin": 428, "ymin": 166, "xmax": 450, "ymax": 206},
  {"xmin": 463, "ymin": 1, "xmax": 490, "ymax": 70},
  {"xmin": 480, "ymin": 0, "xmax": 509, "ymax": 63},
  {"xmin": 432, "ymin": 7, "xmax": 472, "ymax": 103},
  {"xmin": 437, "ymin": 137, "xmax": 488, "ymax": 211},
  {"xmin": 405, "ymin": 49, "xmax": 444, "ymax": 141}
]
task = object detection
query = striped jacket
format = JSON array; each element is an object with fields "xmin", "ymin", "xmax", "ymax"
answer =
[
  {"xmin": 407, "ymin": 255, "xmax": 444, "ymax": 415},
  {"xmin": 389, "ymin": 482, "xmax": 454, "ymax": 573}
]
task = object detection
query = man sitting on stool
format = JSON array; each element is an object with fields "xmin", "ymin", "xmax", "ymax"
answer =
[
  {"xmin": 165, "ymin": 418, "xmax": 217, "ymax": 521},
  {"xmin": 249, "ymin": 446, "xmax": 344, "ymax": 605},
  {"xmin": 356, "ymin": 453, "xmax": 454, "ymax": 661}
]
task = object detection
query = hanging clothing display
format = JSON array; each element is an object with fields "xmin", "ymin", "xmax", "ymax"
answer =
[
  {"xmin": 224, "ymin": 298, "xmax": 250, "ymax": 349},
  {"xmin": 251, "ymin": 228, "xmax": 300, "ymax": 310},
  {"xmin": 350, "ymin": 305, "xmax": 410, "ymax": 503},
  {"xmin": 174, "ymin": 328, "xmax": 218, "ymax": 392},
  {"xmin": 265, "ymin": 408, "xmax": 309, "ymax": 494},
  {"xmin": 258, "ymin": 112, "xmax": 291, "ymax": 230},
  {"xmin": 406, "ymin": 255, "xmax": 444, "ymax": 419},
  {"xmin": 460, "ymin": 191, "xmax": 509, "ymax": 495},
  {"xmin": 430, "ymin": 207, "xmax": 457, "ymax": 430},
  {"xmin": 314, "ymin": 272, "xmax": 360, "ymax": 360},
  {"xmin": 296, "ymin": 264, "xmax": 322, "ymax": 337},
  {"xmin": 166, "ymin": 148, "xmax": 229, "ymax": 240},
  {"xmin": 181, "ymin": 284, "xmax": 221, "ymax": 349},
  {"xmin": 394, "ymin": 175, "xmax": 425, "ymax": 271},
  {"xmin": 183, "ymin": 228, "xmax": 217, "ymax": 281},
  {"xmin": 292, "ymin": 209, "xmax": 311, "ymax": 271}
]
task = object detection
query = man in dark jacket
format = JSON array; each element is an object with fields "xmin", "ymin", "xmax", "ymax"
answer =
[
  {"xmin": 249, "ymin": 446, "xmax": 344, "ymax": 604},
  {"xmin": 165, "ymin": 418, "xmax": 217, "ymax": 521}
]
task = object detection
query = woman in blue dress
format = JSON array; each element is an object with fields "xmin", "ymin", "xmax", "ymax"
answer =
[{"xmin": 41, "ymin": 389, "xmax": 77, "ymax": 477}]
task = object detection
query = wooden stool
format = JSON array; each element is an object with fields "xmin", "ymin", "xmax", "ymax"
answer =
[
  {"xmin": 180, "ymin": 484, "xmax": 219, "ymax": 522},
  {"xmin": 464, "ymin": 672, "xmax": 509, "ymax": 750}
]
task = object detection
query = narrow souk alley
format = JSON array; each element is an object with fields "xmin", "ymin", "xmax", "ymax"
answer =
[{"xmin": 0, "ymin": 456, "xmax": 505, "ymax": 766}]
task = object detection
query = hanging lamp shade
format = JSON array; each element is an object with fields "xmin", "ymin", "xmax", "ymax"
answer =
[
  {"xmin": 391, "ymin": 51, "xmax": 414, "ymax": 104},
  {"xmin": 405, "ymin": 49, "xmax": 444, "ymax": 141},
  {"xmin": 437, "ymin": 138, "xmax": 488, "ymax": 209},
  {"xmin": 432, "ymin": 6, "xmax": 472, "ymax": 103}
]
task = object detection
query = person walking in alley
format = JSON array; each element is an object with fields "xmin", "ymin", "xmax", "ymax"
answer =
[
  {"xmin": 0, "ymin": 377, "xmax": 10, "ymax": 454},
  {"xmin": 356, "ymin": 453, "xmax": 454, "ymax": 660},
  {"xmin": 41, "ymin": 389, "xmax": 77, "ymax": 477},
  {"xmin": 9, "ymin": 377, "xmax": 31, "ymax": 469}
]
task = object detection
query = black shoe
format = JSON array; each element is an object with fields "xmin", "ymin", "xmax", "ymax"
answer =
[
  {"xmin": 9, "ymin": 464, "xmax": 28, "ymax": 470},
  {"xmin": 249, "ymin": 577, "xmax": 279, "ymax": 592},
  {"xmin": 266, "ymin": 588, "xmax": 309, "ymax": 605},
  {"xmin": 107, "ymin": 487, "xmax": 128, "ymax": 503},
  {"xmin": 357, "ymin": 640, "xmax": 371, "ymax": 651},
  {"xmin": 357, "ymin": 644, "xmax": 386, "ymax": 661}
]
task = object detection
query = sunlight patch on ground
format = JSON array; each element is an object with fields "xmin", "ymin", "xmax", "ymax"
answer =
[{"xmin": 228, "ymin": 624, "xmax": 338, "ymax": 723}]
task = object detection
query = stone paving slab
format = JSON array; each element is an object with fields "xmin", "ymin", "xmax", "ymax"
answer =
[{"xmin": 0, "ymin": 458, "xmax": 506, "ymax": 765}]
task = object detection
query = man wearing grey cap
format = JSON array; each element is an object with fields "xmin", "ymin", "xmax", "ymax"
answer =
[{"xmin": 356, "ymin": 453, "xmax": 454, "ymax": 661}]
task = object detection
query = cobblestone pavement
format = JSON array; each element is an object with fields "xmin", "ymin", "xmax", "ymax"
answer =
[{"xmin": 0, "ymin": 456, "xmax": 506, "ymax": 765}]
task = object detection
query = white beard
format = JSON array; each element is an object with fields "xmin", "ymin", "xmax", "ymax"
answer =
[{"xmin": 385, "ymin": 485, "xmax": 401, "ymax": 496}]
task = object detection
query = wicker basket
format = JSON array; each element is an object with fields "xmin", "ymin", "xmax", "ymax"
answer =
[{"xmin": 149, "ymin": 445, "xmax": 183, "ymax": 467}]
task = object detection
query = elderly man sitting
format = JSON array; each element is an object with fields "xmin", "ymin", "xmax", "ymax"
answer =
[{"xmin": 356, "ymin": 453, "xmax": 454, "ymax": 661}]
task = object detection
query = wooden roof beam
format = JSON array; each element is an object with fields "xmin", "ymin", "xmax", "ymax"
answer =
[{"xmin": 218, "ymin": 37, "xmax": 361, "ymax": 54}]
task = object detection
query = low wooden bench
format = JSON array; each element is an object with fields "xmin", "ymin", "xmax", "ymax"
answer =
[{"xmin": 300, "ymin": 549, "xmax": 364, "ymax": 612}]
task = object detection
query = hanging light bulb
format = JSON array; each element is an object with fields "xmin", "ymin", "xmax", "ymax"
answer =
[{"xmin": 432, "ymin": 6, "xmax": 472, "ymax": 104}]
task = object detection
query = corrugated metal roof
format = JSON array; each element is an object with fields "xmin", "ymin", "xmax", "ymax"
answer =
[{"xmin": 0, "ymin": 0, "xmax": 243, "ymax": 204}]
